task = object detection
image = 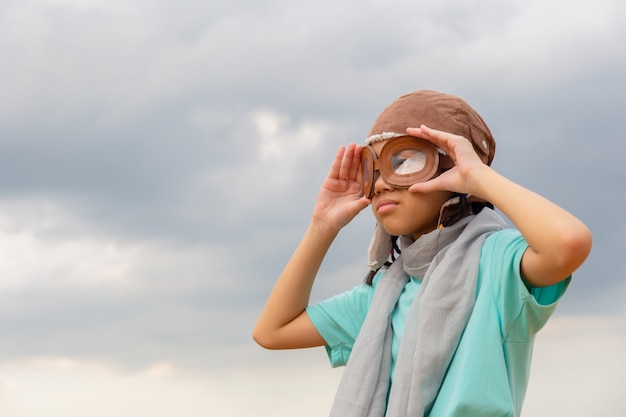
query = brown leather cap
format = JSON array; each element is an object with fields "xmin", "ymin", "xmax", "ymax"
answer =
[{"xmin": 367, "ymin": 90, "xmax": 495, "ymax": 165}]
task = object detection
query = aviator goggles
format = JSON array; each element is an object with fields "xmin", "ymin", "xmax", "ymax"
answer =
[{"xmin": 360, "ymin": 136, "xmax": 445, "ymax": 199}]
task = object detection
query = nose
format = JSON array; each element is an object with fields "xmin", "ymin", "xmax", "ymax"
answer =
[{"xmin": 373, "ymin": 171, "xmax": 392, "ymax": 195}]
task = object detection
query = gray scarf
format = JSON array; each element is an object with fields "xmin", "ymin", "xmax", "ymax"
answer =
[{"xmin": 329, "ymin": 209, "xmax": 507, "ymax": 417}]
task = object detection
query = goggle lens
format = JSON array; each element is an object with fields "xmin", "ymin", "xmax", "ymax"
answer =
[
  {"xmin": 390, "ymin": 148, "xmax": 427, "ymax": 175},
  {"xmin": 361, "ymin": 150, "xmax": 375, "ymax": 198}
]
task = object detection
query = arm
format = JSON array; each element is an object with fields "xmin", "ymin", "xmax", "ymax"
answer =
[
  {"xmin": 252, "ymin": 144, "xmax": 371, "ymax": 349},
  {"xmin": 465, "ymin": 165, "xmax": 590, "ymax": 287},
  {"xmin": 407, "ymin": 125, "xmax": 592, "ymax": 287}
]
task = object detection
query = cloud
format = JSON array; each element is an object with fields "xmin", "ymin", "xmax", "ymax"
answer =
[
  {"xmin": 0, "ymin": 315, "xmax": 623, "ymax": 416},
  {"xmin": 417, "ymin": 0, "xmax": 626, "ymax": 93},
  {"xmin": 0, "ymin": 349, "xmax": 342, "ymax": 417},
  {"xmin": 0, "ymin": 199, "xmax": 231, "ymax": 292},
  {"xmin": 3, "ymin": 0, "xmax": 625, "ymax": 127},
  {"xmin": 0, "ymin": 0, "xmax": 624, "ymax": 414},
  {"xmin": 0, "ymin": 357, "xmax": 214, "ymax": 417},
  {"xmin": 0, "ymin": 197, "xmax": 249, "ymax": 368},
  {"xmin": 524, "ymin": 314, "xmax": 626, "ymax": 416},
  {"xmin": 185, "ymin": 108, "xmax": 330, "ymax": 216}
]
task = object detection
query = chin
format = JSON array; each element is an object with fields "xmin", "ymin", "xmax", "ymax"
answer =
[
  {"xmin": 381, "ymin": 221, "xmax": 438, "ymax": 239},
  {"xmin": 379, "ymin": 222, "xmax": 411, "ymax": 238}
]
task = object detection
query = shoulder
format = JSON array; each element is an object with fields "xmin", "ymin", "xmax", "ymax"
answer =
[
  {"xmin": 477, "ymin": 228, "xmax": 569, "ymax": 337},
  {"xmin": 483, "ymin": 228, "xmax": 525, "ymax": 251},
  {"xmin": 479, "ymin": 229, "xmax": 528, "ymax": 271},
  {"xmin": 307, "ymin": 274, "xmax": 380, "ymax": 326}
]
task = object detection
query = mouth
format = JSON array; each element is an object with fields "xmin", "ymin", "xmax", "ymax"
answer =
[{"xmin": 376, "ymin": 198, "xmax": 398, "ymax": 214}]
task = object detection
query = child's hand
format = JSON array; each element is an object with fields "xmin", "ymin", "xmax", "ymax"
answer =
[
  {"xmin": 405, "ymin": 125, "xmax": 488, "ymax": 197},
  {"xmin": 312, "ymin": 144, "xmax": 370, "ymax": 232}
]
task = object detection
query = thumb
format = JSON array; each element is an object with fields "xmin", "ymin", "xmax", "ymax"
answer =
[
  {"xmin": 408, "ymin": 178, "xmax": 442, "ymax": 194},
  {"xmin": 346, "ymin": 196, "xmax": 371, "ymax": 217},
  {"xmin": 352, "ymin": 196, "xmax": 372, "ymax": 212}
]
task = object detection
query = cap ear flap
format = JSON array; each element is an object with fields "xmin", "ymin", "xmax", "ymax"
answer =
[{"xmin": 367, "ymin": 223, "xmax": 393, "ymax": 271}]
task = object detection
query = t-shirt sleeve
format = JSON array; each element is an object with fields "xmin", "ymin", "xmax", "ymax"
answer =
[
  {"xmin": 480, "ymin": 229, "xmax": 571, "ymax": 343},
  {"xmin": 305, "ymin": 275, "xmax": 378, "ymax": 367}
]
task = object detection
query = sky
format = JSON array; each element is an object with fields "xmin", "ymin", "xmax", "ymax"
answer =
[{"xmin": 0, "ymin": 0, "xmax": 625, "ymax": 415}]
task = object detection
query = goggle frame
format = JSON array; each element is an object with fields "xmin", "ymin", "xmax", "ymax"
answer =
[{"xmin": 360, "ymin": 136, "xmax": 440, "ymax": 199}]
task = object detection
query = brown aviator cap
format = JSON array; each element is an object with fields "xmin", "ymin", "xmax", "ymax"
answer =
[{"xmin": 367, "ymin": 90, "xmax": 496, "ymax": 165}]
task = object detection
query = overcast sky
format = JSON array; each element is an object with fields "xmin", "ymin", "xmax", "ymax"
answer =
[{"xmin": 0, "ymin": 0, "xmax": 625, "ymax": 415}]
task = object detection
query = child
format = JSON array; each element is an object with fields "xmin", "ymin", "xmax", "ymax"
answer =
[{"xmin": 252, "ymin": 90, "xmax": 591, "ymax": 417}]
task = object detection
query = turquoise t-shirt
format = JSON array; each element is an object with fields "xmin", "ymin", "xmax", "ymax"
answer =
[{"xmin": 306, "ymin": 229, "xmax": 569, "ymax": 416}]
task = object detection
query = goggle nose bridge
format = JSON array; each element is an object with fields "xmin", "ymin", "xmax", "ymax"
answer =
[{"xmin": 370, "ymin": 158, "xmax": 394, "ymax": 189}]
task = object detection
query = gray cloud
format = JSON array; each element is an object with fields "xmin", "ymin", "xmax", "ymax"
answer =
[{"xmin": 0, "ymin": 0, "xmax": 624, "ymax": 414}]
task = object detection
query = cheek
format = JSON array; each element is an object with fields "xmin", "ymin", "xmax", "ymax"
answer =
[{"xmin": 407, "ymin": 191, "xmax": 450, "ymax": 212}]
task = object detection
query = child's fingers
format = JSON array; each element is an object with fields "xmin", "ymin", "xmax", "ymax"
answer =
[
  {"xmin": 408, "ymin": 176, "xmax": 444, "ymax": 194},
  {"xmin": 327, "ymin": 145, "xmax": 346, "ymax": 179},
  {"xmin": 408, "ymin": 125, "xmax": 484, "ymax": 170},
  {"xmin": 338, "ymin": 143, "xmax": 360, "ymax": 181},
  {"xmin": 348, "ymin": 145, "xmax": 362, "ymax": 180},
  {"xmin": 339, "ymin": 143, "xmax": 354, "ymax": 179},
  {"xmin": 407, "ymin": 125, "xmax": 458, "ymax": 151}
]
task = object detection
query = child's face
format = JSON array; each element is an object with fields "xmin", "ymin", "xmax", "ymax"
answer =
[{"xmin": 369, "ymin": 140, "xmax": 450, "ymax": 240}]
